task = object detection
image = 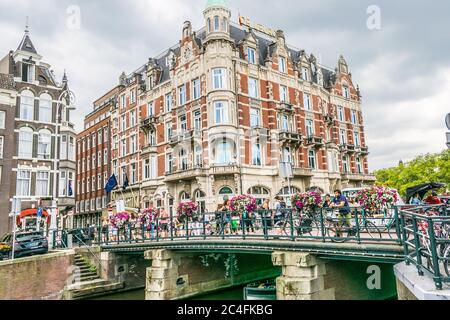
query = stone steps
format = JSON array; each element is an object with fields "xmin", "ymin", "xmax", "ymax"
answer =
[{"xmin": 64, "ymin": 254, "xmax": 124, "ymax": 300}]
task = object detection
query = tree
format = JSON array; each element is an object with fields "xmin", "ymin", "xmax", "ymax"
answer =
[{"xmin": 374, "ymin": 149, "xmax": 449, "ymax": 197}]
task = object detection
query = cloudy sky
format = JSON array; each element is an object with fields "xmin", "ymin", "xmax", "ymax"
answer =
[{"xmin": 0, "ymin": 0, "xmax": 448, "ymax": 170}]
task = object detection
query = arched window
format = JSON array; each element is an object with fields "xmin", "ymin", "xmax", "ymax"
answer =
[
  {"xmin": 207, "ymin": 18, "xmax": 211, "ymax": 33},
  {"xmin": 222, "ymin": 17, "xmax": 227, "ymax": 31},
  {"xmin": 180, "ymin": 191, "xmax": 190, "ymax": 201},
  {"xmin": 39, "ymin": 93, "xmax": 52, "ymax": 123},
  {"xmin": 20, "ymin": 90, "xmax": 34, "ymax": 121},
  {"xmin": 214, "ymin": 16, "xmax": 220, "ymax": 31},
  {"xmin": 194, "ymin": 190, "xmax": 206, "ymax": 214},
  {"xmin": 219, "ymin": 186, "xmax": 233, "ymax": 195},
  {"xmin": 38, "ymin": 129, "xmax": 52, "ymax": 159},
  {"xmin": 278, "ymin": 186, "xmax": 301, "ymax": 207},
  {"xmin": 18, "ymin": 127, "xmax": 33, "ymax": 158},
  {"xmin": 216, "ymin": 140, "xmax": 232, "ymax": 165}
]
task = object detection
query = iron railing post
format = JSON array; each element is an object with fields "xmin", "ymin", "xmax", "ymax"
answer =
[
  {"xmin": 355, "ymin": 209, "xmax": 361, "ymax": 244},
  {"xmin": 400, "ymin": 210, "xmax": 410, "ymax": 266},
  {"xmin": 320, "ymin": 209, "xmax": 326, "ymax": 243},
  {"xmin": 106, "ymin": 225, "xmax": 109, "ymax": 245},
  {"xmin": 290, "ymin": 210, "xmax": 294, "ymax": 242},
  {"xmin": 412, "ymin": 216, "xmax": 424, "ymax": 276},
  {"xmin": 170, "ymin": 212, "xmax": 174, "ymax": 241},
  {"xmin": 221, "ymin": 212, "xmax": 225, "ymax": 240},
  {"xmin": 395, "ymin": 206, "xmax": 402, "ymax": 244},
  {"xmin": 203, "ymin": 212, "xmax": 206, "ymax": 240},
  {"xmin": 427, "ymin": 217, "xmax": 443, "ymax": 290},
  {"xmin": 242, "ymin": 213, "xmax": 246, "ymax": 240}
]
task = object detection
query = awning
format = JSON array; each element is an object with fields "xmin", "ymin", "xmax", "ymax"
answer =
[{"xmin": 17, "ymin": 208, "xmax": 50, "ymax": 225}]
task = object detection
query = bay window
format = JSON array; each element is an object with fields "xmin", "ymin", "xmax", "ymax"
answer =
[
  {"xmin": 216, "ymin": 140, "xmax": 232, "ymax": 165},
  {"xmin": 212, "ymin": 68, "xmax": 227, "ymax": 90},
  {"xmin": 214, "ymin": 101, "xmax": 229, "ymax": 124}
]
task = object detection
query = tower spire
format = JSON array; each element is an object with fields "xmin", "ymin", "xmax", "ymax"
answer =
[
  {"xmin": 25, "ymin": 16, "xmax": 29, "ymax": 35},
  {"xmin": 17, "ymin": 16, "xmax": 38, "ymax": 54}
]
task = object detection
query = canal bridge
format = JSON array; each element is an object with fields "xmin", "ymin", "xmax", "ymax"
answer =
[{"xmin": 61, "ymin": 206, "xmax": 449, "ymax": 300}]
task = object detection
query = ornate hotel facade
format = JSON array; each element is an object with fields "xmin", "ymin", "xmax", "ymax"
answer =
[{"xmin": 75, "ymin": 0, "xmax": 375, "ymax": 223}]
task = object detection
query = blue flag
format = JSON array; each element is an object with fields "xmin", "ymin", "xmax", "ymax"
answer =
[
  {"xmin": 104, "ymin": 174, "xmax": 118, "ymax": 193},
  {"xmin": 123, "ymin": 174, "xmax": 129, "ymax": 191}
]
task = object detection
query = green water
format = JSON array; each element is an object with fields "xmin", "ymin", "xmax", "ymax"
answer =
[{"xmin": 93, "ymin": 286, "xmax": 245, "ymax": 300}]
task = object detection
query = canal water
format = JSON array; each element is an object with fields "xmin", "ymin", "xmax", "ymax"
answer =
[{"xmin": 93, "ymin": 286, "xmax": 245, "ymax": 300}]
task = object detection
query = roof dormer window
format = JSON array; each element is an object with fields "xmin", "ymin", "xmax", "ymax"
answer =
[
  {"xmin": 247, "ymin": 47, "xmax": 256, "ymax": 64},
  {"xmin": 22, "ymin": 62, "xmax": 34, "ymax": 83},
  {"xmin": 279, "ymin": 56, "xmax": 286, "ymax": 73}
]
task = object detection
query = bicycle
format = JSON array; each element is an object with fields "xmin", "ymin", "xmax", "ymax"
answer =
[
  {"xmin": 273, "ymin": 209, "xmax": 320, "ymax": 238},
  {"xmin": 325, "ymin": 209, "xmax": 381, "ymax": 243}
]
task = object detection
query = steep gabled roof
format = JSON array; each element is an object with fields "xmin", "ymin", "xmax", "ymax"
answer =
[{"xmin": 17, "ymin": 31, "xmax": 38, "ymax": 54}]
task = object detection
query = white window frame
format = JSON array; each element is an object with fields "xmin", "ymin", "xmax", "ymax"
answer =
[
  {"xmin": 36, "ymin": 171, "xmax": 50, "ymax": 197},
  {"xmin": 16, "ymin": 170, "xmax": 31, "ymax": 196},
  {"xmin": 279, "ymin": 56, "xmax": 286, "ymax": 73},
  {"xmin": 0, "ymin": 111, "xmax": 5, "ymax": 129},
  {"xmin": 214, "ymin": 101, "xmax": 229, "ymax": 125},
  {"xmin": 280, "ymin": 86, "xmax": 288, "ymax": 103},
  {"xmin": 249, "ymin": 77, "xmax": 258, "ymax": 98},
  {"xmin": 304, "ymin": 93, "xmax": 312, "ymax": 111},
  {"xmin": 212, "ymin": 68, "xmax": 227, "ymax": 90},
  {"xmin": 247, "ymin": 47, "xmax": 256, "ymax": 64},
  {"xmin": 192, "ymin": 78, "xmax": 201, "ymax": 100},
  {"xmin": 18, "ymin": 127, "xmax": 33, "ymax": 158},
  {"xmin": 178, "ymin": 84, "xmax": 186, "ymax": 106}
]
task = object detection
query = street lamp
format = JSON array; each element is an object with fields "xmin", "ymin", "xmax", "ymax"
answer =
[
  {"xmin": 49, "ymin": 80, "xmax": 76, "ymax": 245},
  {"xmin": 446, "ymin": 113, "xmax": 450, "ymax": 149}
]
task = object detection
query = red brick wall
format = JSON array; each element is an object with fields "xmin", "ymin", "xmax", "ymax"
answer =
[{"xmin": 0, "ymin": 252, "xmax": 73, "ymax": 300}]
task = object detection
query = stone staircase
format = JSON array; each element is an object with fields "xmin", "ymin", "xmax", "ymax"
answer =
[{"xmin": 64, "ymin": 253, "xmax": 124, "ymax": 300}]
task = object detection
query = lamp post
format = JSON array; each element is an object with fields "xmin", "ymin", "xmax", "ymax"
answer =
[
  {"xmin": 52, "ymin": 83, "xmax": 76, "ymax": 233},
  {"xmin": 445, "ymin": 113, "xmax": 450, "ymax": 149}
]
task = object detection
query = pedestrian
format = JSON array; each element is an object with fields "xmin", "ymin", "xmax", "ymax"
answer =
[
  {"xmin": 261, "ymin": 199, "xmax": 272, "ymax": 237},
  {"xmin": 424, "ymin": 192, "xmax": 442, "ymax": 205},
  {"xmin": 330, "ymin": 190, "xmax": 354, "ymax": 235},
  {"xmin": 322, "ymin": 194, "xmax": 332, "ymax": 209},
  {"xmin": 159, "ymin": 208, "xmax": 169, "ymax": 239},
  {"xmin": 410, "ymin": 193, "xmax": 422, "ymax": 205}
]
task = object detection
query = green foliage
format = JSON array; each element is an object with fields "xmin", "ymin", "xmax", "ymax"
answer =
[{"xmin": 374, "ymin": 149, "xmax": 449, "ymax": 197}]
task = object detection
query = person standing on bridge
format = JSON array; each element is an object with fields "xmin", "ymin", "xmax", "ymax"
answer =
[{"xmin": 331, "ymin": 190, "xmax": 354, "ymax": 235}]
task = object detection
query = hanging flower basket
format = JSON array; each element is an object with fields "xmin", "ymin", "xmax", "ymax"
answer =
[
  {"xmin": 230, "ymin": 195, "xmax": 257, "ymax": 216},
  {"xmin": 139, "ymin": 208, "xmax": 157, "ymax": 231},
  {"xmin": 177, "ymin": 201, "xmax": 198, "ymax": 223},
  {"xmin": 355, "ymin": 186, "xmax": 399, "ymax": 214},
  {"xmin": 291, "ymin": 191, "xmax": 322, "ymax": 212},
  {"xmin": 110, "ymin": 212, "xmax": 130, "ymax": 230}
]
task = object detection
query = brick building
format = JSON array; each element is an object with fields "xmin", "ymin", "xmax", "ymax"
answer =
[
  {"xmin": 79, "ymin": 0, "xmax": 375, "ymax": 222},
  {"xmin": 74, "ymin": 87, "xmax": 119, "ymax": 228},
  {"xmin": 0, "ymin": 27, "xmax": 76, "ymax": 234}
]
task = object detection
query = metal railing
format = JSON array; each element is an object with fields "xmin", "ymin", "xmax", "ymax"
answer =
[
  {"xmin": 399, "ymin": 205, "xmax": 450, "ymax": 290},
  {"xmin": 55, "ymin": 208, "xmax": 405, "ymax": 249}
]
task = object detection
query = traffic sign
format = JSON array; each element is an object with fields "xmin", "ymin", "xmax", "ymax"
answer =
[{"xmin": 37, "ymin": 207, "xmax": 43, "ymax": 218}]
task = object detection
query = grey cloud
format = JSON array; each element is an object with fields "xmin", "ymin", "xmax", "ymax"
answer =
[{"xmin": 0, "ymin": 0, "xmax": 449, "ymax": 171}]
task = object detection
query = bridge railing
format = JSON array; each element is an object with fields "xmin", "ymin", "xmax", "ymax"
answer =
[
  {"xmin": 59, "ymin": 208, "xmax": 406, "ymax": 249},
  {"xmin": 399, "ymin": 204, "xmax": 450, "ymax": 290}
]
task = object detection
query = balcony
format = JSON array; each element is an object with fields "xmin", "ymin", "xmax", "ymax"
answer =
[
  {"xmin": 140, "ymin": 115, "xmax": 159, "ymax": 131},
  {"xmin": 165, "ymin": 164, "xmax": 206, "ymax": 182},
  {"xmin": 360, "ymin": 146, "xmax": 369, "ymax": 155},
  {"xmin": 340, "ymin": 144, "xmax": 356, "ymax": 154},
  {"xmin": 279, "ymin": 131, "xmax": 302, "ymax": 147},
  {"xmin": 304, "ymin": 136, "xmax": 324, "ymax": 148},
  {"xmin": 292, "ymin": 167, "xmax": 314, "ymax": 177},
  {"xmin": 169, "ymin": 131, "xmax": 194, "ymax": 146},
  {"xmin": 278, "ymin": 102, "xmax": 294, "ymax": 113},
  {"xmin": 210, "ymin": 164, "xmax": 240, "ymax": 176},
  {"xmin": 250, "ymin": 127, "xmax": 269, "ymax": 138},
  {"xmin": 141, "ymin": 144, "xmax": 157, "ymax": 155}
]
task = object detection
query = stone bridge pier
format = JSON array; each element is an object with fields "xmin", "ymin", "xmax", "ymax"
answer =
[
  {"xmin": 272, "ymin": 252, "xmax": 335, "ymax": 300},
  {"xmin": 142, "ymin": 249, "xmax": 397, "ymax": 300}
]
